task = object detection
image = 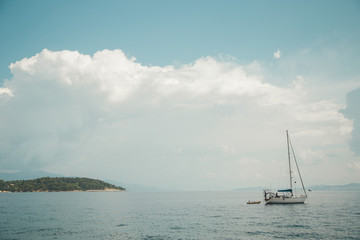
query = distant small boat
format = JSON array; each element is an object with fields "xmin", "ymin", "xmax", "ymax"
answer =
[{"xmin": 247, "ymin": 201, "xmax": 261, "ymax": 204}]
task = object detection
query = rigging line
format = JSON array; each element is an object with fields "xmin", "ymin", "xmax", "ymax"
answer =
[
  {"xmin": 286, "ymin": 130, "xmax": 293, "ymax": 194},
  {"xmin": 288, "ymin": 136, "xmax": 307, "ymax": 197}
]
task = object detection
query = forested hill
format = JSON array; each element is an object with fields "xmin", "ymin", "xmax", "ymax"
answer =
[{"xmin": 0, "ymin": 177, "xmax": 125, "ymax": 192}]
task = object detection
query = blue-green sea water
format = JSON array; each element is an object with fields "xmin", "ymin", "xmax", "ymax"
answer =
[{"xmin": 1, "ymin": 191, "xmax": 359, "ymax": 239}]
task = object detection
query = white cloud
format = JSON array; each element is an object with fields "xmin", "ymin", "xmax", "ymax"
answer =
[
  {"xmin": 273, "ymin": 49, "xmax": 281, "ymax": 59},
  {"xmin": 0, "ymin": 49, "xmax": 356, "ymax": 189},
  {"xmin": 297, "ymin": 148, "xmax": 327, "ymax": 165},
  {"xmin": 348, "ymin": 161, "xmax": 360, "ymax": 171},
  {"xmin": 0, "ymin": 87, "xmax": 13, "ymax": 96}
]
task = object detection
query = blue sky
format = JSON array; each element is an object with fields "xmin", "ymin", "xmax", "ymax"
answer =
[
  {"xmin": 1, "ymin": 0, "xmax": 359, "ymax": 81},
  {"xmin": 0, "ymin": 0, "xmax": 360, "ymax": 190}
]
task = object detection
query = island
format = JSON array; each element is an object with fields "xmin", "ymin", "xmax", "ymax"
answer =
[{"xmin": 0, "ymin": 177, "xmax": 126, "ymax": 192}]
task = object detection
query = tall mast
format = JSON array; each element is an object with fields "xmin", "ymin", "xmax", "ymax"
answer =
[{"xmin": 287, "ymin": 130, "xmax": 293, "ymax": 193}]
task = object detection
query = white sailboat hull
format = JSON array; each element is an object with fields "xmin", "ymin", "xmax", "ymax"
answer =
[
  {"xmin": 265, "ymin": 196, "xmax": 306, "ymax": 204},
  {"xmin": 263, "ymin": 131, "xmax": 308, "ymax": 205}
]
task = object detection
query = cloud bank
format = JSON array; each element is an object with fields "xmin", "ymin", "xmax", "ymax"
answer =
[
  {"xmin": 341, "ymin": 88, "xmax": 360, "ymax": 155},
  {"xmin": 0, "ymin": 49, "xmax": 356, "ymax": 189}
]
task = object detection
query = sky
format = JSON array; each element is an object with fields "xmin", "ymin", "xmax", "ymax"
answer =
[{"xmin": 0, "ymin": 0, "xmax": 360, "ymax": 190}]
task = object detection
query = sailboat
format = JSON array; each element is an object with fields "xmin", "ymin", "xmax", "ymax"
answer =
[{"xmin": 264, "ymin": 130, "xmax": 307, "ymax": 204}]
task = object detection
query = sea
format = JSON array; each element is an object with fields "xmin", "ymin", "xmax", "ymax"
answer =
[{"xmin": 1, "ymin": 190, "xmax": 359, "ymax": 240}]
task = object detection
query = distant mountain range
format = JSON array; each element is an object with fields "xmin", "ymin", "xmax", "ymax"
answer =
[
  {"xmin": 0, "ymin": 170, "xmax": 63, "ymax": 181},
  {"xmin": 2, "ymin": 170, "xmax": 359, "ymax": 191},
  {"xmin": 308, "ymin": 183, "xmax": 360, "ymax": 191},
  {"xmin": 104, "ymin": 179, "xmax": 172, "ymax": 192},
  {"xmin": 234, "ymin": 183, "xmax": 360, "ymax": 191}
]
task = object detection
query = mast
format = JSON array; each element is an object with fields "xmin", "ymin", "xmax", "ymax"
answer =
[{"xmin": 286, "ymin": 130, "xmax": 293, "ymax": 194}]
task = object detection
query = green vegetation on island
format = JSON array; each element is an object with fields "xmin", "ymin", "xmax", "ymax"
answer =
[{"xmin": 0, "ymin": 177, "xmax": 125, "ymax": 192}]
